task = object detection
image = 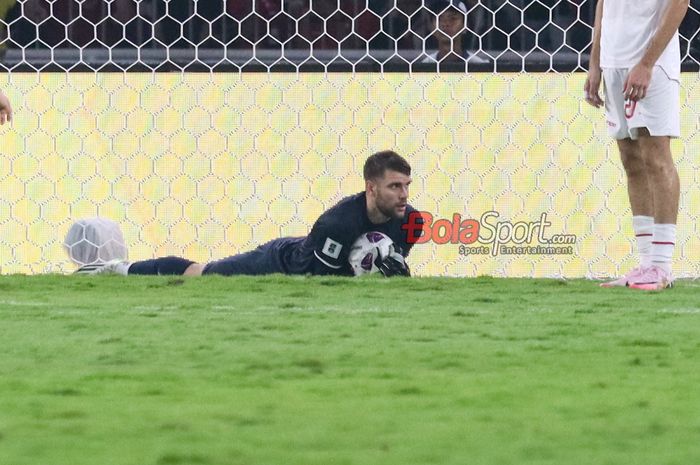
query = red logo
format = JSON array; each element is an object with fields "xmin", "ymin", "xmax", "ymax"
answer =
[
  {"xmin": 624, "ymin": 100, "xmax": 636, "ymax": 119},
  {"xmin": 402, "ymin": 212, "xmax": 479, "ymax": 245}
]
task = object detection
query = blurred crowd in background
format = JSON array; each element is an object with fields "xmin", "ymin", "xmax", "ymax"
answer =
[{"xmin": 0, "ymin": 0, "xmax": 697, "ymax": 57}]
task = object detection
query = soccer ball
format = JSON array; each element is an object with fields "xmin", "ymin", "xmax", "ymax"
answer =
[
  {"xmin": 64, "ymin": 217, "xmax": 128, "ymax": 266},
  {"xmin": 348, "ymin": 231, "xmax": 395, "ymax": 276}
]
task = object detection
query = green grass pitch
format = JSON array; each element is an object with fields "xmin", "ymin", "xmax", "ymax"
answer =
[{"xmin": 1, "ymin": 274, "xmax": 699, "ymax": 465}]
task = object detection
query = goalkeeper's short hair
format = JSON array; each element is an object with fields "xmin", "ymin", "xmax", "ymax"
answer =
[{"xmin": 363, "ymin": 150, "xmax": 411, "ymax": 181}]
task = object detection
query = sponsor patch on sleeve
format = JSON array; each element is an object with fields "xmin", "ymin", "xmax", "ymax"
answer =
[{"xmin": 321, "ymin": 237, "xmax": 342, "ymax": 259}]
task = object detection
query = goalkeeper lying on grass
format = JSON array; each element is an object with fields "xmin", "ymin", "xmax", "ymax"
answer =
[{"xmin": 76, "ymin": 151, "xmax": 419, "ymax": 278}]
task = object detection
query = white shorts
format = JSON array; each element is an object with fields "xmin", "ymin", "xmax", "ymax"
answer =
[{"xmin": 602, "ymin": 66, "xmax": 680, "ymax": 140}]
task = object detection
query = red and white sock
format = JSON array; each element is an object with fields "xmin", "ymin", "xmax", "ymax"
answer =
[
  {"xmin": 651, "ymin": 223, "xmax": 676, "ymax": 274},
  {"xmin": 632, "ymin": 215, "xmax": 653, "ymax": 268}
]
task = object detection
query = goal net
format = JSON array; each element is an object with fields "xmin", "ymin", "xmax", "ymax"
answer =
[{"xmin": 1, "ymin": 1, "xmax": 699, "ymax": 277}]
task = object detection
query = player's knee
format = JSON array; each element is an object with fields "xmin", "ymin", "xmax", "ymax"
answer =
[
  {"xmin": 183, "ymin": 263, "xmax": 205, "ymax": 276},
  {"xmin": 619, "ymin": 148, "xmax": 645, "ymax": 177},
  {"xmin": 617, "ymin": 138, "xmax": 643, "ymax": 166}
]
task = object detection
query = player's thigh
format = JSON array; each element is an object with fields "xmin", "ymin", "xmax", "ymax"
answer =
[
  {"xmin": 630, "ymin": 67, "xmax": 680, "ymax": 138},
  {"xmin": 202, "ymin": 243, "xmax": 282, "ymax": 276},
  {"xmin": 602, "ymin": 68, "xmax": 631, "ymax": 139}
]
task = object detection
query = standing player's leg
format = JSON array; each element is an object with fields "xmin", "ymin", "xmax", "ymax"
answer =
[
  {"xmin": 618, "ymin": 138, "xmax": 655, "ymax": 267},
  {"xmin": 638, "ymin": 131, "xmax": 680, "ymax": 226},
  {"xmin": 628, "ymin": 130, "xmax": 679, "ymax": 290},
  {"xmin": 599, "ymin": 68, "xmax": 653, "ymax": 287},
  {"xmin": 626, "ymin": 66, "xmax": 681, "ymax": 291},
  {"xmin": 617, "ymin": 138, "xmax": 652, "ymax": 217}
]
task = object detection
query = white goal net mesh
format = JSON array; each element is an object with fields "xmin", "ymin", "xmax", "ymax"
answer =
[{"xmin": 1, "ymin": 1, "xmax": 699, "ymax": 277}]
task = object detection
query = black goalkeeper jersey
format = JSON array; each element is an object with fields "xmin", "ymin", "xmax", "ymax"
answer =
[{"xmin": 279, "ymin": 192, "xmax": 420, "ymax": 276}]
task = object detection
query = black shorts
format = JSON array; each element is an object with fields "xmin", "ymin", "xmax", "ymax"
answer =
[{"xmin": 202, "ymin": 237, "xmax": 304, "ymax": 276}]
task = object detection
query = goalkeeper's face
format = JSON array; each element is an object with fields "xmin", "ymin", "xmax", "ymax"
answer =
[{"xmin": 370, "ymin": 170, "xmax": 412, "ymax": 220}]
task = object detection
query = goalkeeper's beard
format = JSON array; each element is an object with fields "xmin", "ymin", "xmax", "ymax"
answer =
[{"xmin": 376, "ymin": 202, "xmax": 404, "ymax": 220}]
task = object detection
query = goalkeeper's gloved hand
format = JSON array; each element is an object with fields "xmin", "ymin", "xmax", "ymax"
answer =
[{"xmin": 375, "ymin": 247, "xmax": 411, "ymax": 277}]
